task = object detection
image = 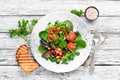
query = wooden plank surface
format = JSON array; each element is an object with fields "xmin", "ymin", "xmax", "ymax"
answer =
[
  {"xmin": 0, "ymin": 66, "xmax": 120, "ymax": 80},
  {"xmin": 0, "ymin": 16, "xmax": 120, "ymax": 32},
  {"xmin": 0, "ymin": 49, "xmax": 120, "ymax": 66},
  {"xmin": 0, "ymin": 0, "xmax": 120, "ymax": 16},
  {"xmin": 0, "ymin": 0, "xmax": 120, "ymax": 80}
]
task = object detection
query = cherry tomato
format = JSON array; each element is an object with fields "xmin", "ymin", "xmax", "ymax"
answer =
[
  {"xmin": 49, "ymin": 28, "xmax": 54, "ymax": 34},
  {"xmin": 67, "ymin": 42, "xmax": 76, "ymax": 50},
  {"xmin": 68, "ymin": 31, "xmax": 76, "ymax": 42}
]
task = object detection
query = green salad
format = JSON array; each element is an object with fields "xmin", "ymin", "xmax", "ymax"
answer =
[{"xmin": 38, "ymin": 20, "xmax": 86, "ymax": 64}]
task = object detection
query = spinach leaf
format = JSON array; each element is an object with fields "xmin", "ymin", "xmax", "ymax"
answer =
[
  {"xmin": 38, "ymin": 45, "xmax": 47, "ymax": 53},
  {"xmin": 76, "ymin": 39, "xmax": 86, "ymax": 48},
  {"xmin": 74, "ymin": 32, "xmax": 82, "ymax": 42},
  {"xmin": 39, "ymin": 31, "xmax": 48, "ymax": 42},
  {"xmin": 74, "ymin": 32, "xmax": 86, "ymax": 48}
]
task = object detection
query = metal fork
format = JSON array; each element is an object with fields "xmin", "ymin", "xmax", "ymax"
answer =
[
  {"xmin": 83, "ymin": 30, "xmax": 99, "ymax": 68},
  {"xmin": 89, "ymin": 33, "xmax": 100, "ymax": 74},
  {"xmin": 84, "ymin": 31, "xmax": 107, "ymax": 74}
]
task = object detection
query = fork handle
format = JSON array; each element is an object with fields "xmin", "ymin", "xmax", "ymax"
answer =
[{"xmin": 89, "ymin": 49, "xmax": 95, "ymax": 75}]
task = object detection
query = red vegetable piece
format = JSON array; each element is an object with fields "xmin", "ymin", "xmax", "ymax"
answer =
[
  {"xmin": 67, "ymin": 42, "xmax": 76, "ymax": 50},
  {"xmin": 68, "ymin": 31, "xmax": 76, "ymax": 42}
]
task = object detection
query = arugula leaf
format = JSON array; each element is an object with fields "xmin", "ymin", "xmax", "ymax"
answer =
[
  {"xmin": 71, "ymin": 9, "xmax": 84, "ymax": 17},
  {"xmin": 39, "ymin": 31, "xmax": 48, "ymax": 42},
  {"xmin": 38, "ymin": 45, "xmax": 47, "ymax": 53},
  {"xmin": 9, "ymin": 19, "xmax": 38, "ymax": 44}
]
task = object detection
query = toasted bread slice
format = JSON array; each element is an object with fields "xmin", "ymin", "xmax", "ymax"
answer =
[{"xmin": 16, "ymin": 45, "xmax": 39, "ymax": 73}]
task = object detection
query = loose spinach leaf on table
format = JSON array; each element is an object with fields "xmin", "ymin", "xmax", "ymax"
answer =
[
  {"xmin": 9, "ymin": 19, "xmax": 38, "ymax": 44},
  {"xmin": 71, "ymin": 9, "xmax": 84, "ymax": 17}
]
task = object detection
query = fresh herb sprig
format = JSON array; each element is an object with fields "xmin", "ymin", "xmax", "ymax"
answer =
[
  {"xmin": 71, "ymin": 9, "xmax": 84, "ymax": 17},
  {"xmin": 9, "ymin": 19, "xmax": 38, "ymax": 44}
]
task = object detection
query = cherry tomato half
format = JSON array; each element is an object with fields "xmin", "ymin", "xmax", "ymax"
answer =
[
  {"xmin": 68, "ymin": 31, "xmax": 76, "ymax": 42},
  {"xmin": 67, "ymin": 42, "xmax": 76, "ymax": 50}
]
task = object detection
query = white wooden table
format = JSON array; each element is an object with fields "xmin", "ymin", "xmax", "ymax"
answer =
[{"xmin": 0, "ymin": 0, "xmax": 120, "ymax": 80}]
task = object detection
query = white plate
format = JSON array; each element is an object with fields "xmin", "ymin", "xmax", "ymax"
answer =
[{"xmin": 30, "ymin": 12, "xmax": 92, "ymax": 73}]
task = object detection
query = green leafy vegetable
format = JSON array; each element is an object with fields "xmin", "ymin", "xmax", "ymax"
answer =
[
  {"xmin": 9, "ymin": 19, "xmax": 38, "ymax": 44},
  {"xmin": 55, "ymin": 20, "xmax": 69, "ymax": 31},
  {"xmin": 49, "ymin": 57, "xmax": 56, "ymax": 62},
  {"xmin": 39, "ymin": 31, "xmax": 48, "ymax": 42},
  {"xmin": 74, "ymin": 52, "xmax": 80, "ymax": 56},
  {"xmin": 38, "ymin": 45, "xmax": 47, "ymax": 53},
  {"xmin": 74, "ymin": 32, "xmax": 82, "ymax": 42},
  {"xmin": 59, "ymin": 40, "xmax": 67, "ymax": 49},
  {"xmin": 77, "ymin": 39, "xmax": 86, "ymax": 48},
  {"xmin": 38, "ymin": 20, "xmax": 86, "ymax": 64},
  {"xmin": 29, "ymin": 19, "xmax": 38, "ymax": 33},
  {"xmin": 74, "ymin": 33, "xmax": 86, "ymax": 48},
  {"xmin": 62, "ymin": 57, "xmax": 68, "ymax": 64},
  {"xmin": 56, "ymin": 60, "xmax": 60, "ymax": 64},
  {"xmin": 45, "ymin": 55, "xmax": 50, "ymax": 60},
  {"xmin": 64, "ymin": 20, "xmax": 73, "ymax": 31},
  {"xmin": 71, "ymin": 9, "xmax": 84, "ymax": 17}
]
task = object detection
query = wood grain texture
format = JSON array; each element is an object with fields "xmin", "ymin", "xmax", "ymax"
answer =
[
  {"xmin": 0, "ymin": 0, "xmax": 120, "ymax": 16},
  {"xmin": 0, "ymin": 66, "xmax": 120, "ymax": 80},
  {"xmin": 0, "ymin": 0, "xmax": 120, "ymax": 79},
  {"xmin": 0, "ymin": 16, "xmax": 120, "ymax": 32},
  {"xmin": 0, "ymin": 16, "xmax": 41, "ymax": 32},
  {"xmin": 0, "ymin": 49, "xmax": 120, "ymax": 66}
]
